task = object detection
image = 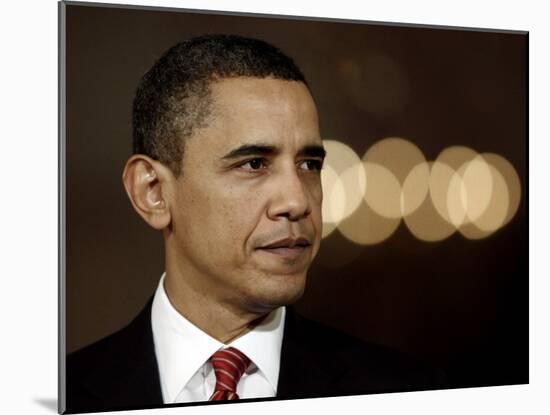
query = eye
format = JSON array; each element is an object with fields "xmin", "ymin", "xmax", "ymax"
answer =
[
  {"xmin": 299, "ymin": 159, "xmax": 323, "ymax": 171},
  {"xmin": 240, "ymin": 158, "xmax": 267, "ymax": 170}
]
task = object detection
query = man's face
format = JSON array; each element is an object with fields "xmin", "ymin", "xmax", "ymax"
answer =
[{"xmin": 166, "ymin": 77, "xmax": 324, "ymax": 314}]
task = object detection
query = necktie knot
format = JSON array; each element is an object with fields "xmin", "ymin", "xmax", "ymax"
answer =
[{"xmin": 209, "ymin": 347, "xmax": 251, "ymax": 401}]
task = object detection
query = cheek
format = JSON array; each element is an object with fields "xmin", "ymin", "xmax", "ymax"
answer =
[
  {"xmin": 312, "ymin": 208, "xmax": 323, "ymax": 244},
  {"xmin": 215, "ymin": 187, "xmax": 266, "ymax": 240},
  {"xmin": 310, "ymin": 182, "xmax": 323, "ymax": 215},
  {"xmin": 310, "ymin": 184, "xmax": 324, "ymax": 240}
]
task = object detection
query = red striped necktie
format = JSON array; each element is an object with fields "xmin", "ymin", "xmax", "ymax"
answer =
[{"xmin": 209, "ymin": 347, "xmax": 251, "ymax": 401}]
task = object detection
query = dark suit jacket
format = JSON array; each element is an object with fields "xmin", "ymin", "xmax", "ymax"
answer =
[{"xmin": 65, "ymin": 299, "xmax": 446, "ymax": 413}]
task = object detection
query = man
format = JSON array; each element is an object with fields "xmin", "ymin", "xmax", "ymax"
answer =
[{"xmin": 66, "ymin": 34, "xmax": 445, "ymax": 413}]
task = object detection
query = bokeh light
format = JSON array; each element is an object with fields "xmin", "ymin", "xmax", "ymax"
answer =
[
  {"xmin": 320, "ymin": 138, "xmax": 521, "ymax": 246},
  {"xmin": 363, "ymin": 137, "xmax": 428, "ymax": 219},
  {"xmin": 482, "ymin": 153, "xmax": 522, "ymax": 227},
  {"xmin": 337, "ymin": 160, "xmax": 367, "ymax": 220},
  {"xmin": 458, "ymin": 163, "xmax": 510, "ymax": 239},
  {"xmin": 338, "ymin": 199, "xmax": 401, "ymax": 245},
  {"xmin": 430, "ymin": 146, "xmax": 478, "ymax": 226},
  {"xmin": 401, "ymin": 161, "xmax": 430, "ymax": 217},
  {"xmin": 321, "ymin": 163, "xmax": 345, "ymax": 238},
  {"xmin": 321, "ymin": 140, "xmax": 366, "ymax": 239},
  {"xmin": 460, "ymin": 154, "xmax": 495, "ymax": 224},
  {"xmin": 446, "ymin": 166, "xmax": 468, "ymax": 228},
  {"xmin": 363, "ymin": 137, "xmax": 427, "ymax": 183},
  {"xmin": 363, "ymin": 162, "xmax": 401, "ymax": 219},
  {"xmin": 404, "ymin": 162, "xmax": 458, "ymax": 242},
  {"xmin": 323, "ymin": 139, "xmax": 362, "ymax": 176}
]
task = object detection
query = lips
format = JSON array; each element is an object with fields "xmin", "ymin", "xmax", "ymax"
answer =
[
  {"xmin": 256, "ymin": 237, "xmax": 312, "ymax": 260},
  {"xmin": 259, "ymin": 237, "xmax": 311, "ymax": 250}
]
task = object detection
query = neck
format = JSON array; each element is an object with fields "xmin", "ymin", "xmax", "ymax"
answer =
[{"xmin": 163, "ymin": 266, "xmax": 269, "ymax": 344}]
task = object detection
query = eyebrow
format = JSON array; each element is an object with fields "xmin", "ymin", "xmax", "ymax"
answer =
[
  {"xmin": 221, "ymin": 143, "xmax": 326, "ymax": 160},
  {"xmin": 222, "ymin": 144, "xmax": 276, "ymax": 160},
  {"xmin": 298, "ymin": 145, "xmax": 326, "ymax": 160}
]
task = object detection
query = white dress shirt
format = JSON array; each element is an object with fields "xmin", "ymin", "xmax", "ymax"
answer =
[{"xmin": 151, "ymin": 273, "xmax": 286, "ymax": 403}]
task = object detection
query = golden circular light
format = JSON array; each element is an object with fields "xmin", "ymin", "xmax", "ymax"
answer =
[
  {"xmin": 459, "ymin": 163, "xmax": 510, "ymax": 239},
  {"xmin": 320, "ymin": 140, "xmax": 366, "ymax": 236},
  {"xmin": 430, "ymin": 146, "xmax": 478, "ymax": 225},
  {"xmin": 482, "ymin": 153, "xmax": 522, "ymax": 227},
  {"xmin": 401, "ymin": 162, "xmax": 430, "ymax": 217},
  {"xmin": 460, "ymin": 154, "xmax": 494, "ymax": 223},
  {"xmin": 404, "ymin": 162, "xmax": 457, "ymax": 242},
  {"xmin": 363, "ymin": 137, "xmax": 427, "ymax": 184},
  {"xmin": 434, "ymin": 145, "xmax": 479, "ymax": 170},
  {"xmin": 321, "ymin": 163, "xmax": 345, "ymax": 238},
  {"xmin": 323, "ymin": 139, "xmax": 362, "ymax": 176},
  {"xmin": 338, "ymin": 199, "xmax": 401, "ymax": 245},
  {"xmin": 322, "ymin": 139, "xmax": 520, "ymax": 244},
  {"xmin": 362, "ymin": 137, "xmax": 427, "ymax": 219},
  {"xmin": 446, "ymin": 167, "xmax": 468, "ymax": 227},
  {"xmin": 363, "ymin": 162, "xmax": 402, "ymax": 219},
  {"xmin": 339, "ymin": 161, "xmax": 367, "ymax": 220},
  {"xmin": 429, "ymin": 161, "xmax": 462, "ymax": 226}
]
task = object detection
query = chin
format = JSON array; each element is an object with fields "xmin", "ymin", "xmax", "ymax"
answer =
[{"xmin": 250, "ymin": 276, "xmax": 307, "ymax": 310}]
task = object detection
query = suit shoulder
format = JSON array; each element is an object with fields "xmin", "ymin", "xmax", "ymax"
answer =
[
  {"xmin": 284, "ymin": 308, "xmax": 447, "ymax": 391},
  {"xmin": 66, "ymin": 323, "xmax": 133, "ymax": 376},
  {"xmin": 65, "ymin": 299, "xmax": 162, "ymax": 413},
  {"xmin": 286, "ymin": 307, "xmax": 400, "ymax": 356}
]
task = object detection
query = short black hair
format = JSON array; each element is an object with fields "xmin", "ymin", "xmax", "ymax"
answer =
[{"xmin": 132, "ymin": 34, "xmax": 308, "ymax": 176}]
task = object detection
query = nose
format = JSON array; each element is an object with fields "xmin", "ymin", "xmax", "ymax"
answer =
[{"xmin": 267, "ymin": 168, "xmax": 312, "ymax": 221}]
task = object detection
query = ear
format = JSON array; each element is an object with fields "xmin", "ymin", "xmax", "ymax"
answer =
[{"xmin": 122, "ymin": 155, "xmax": 172, "ymax": 230}]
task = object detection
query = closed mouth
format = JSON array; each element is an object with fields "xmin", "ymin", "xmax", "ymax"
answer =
[
  {"xmin": 258, "ymin": 237, "xmax": 311, "ymax": 250},
  {"xmin": 255, "ymin": 237, "xmax": 312, "ymax": 260}
]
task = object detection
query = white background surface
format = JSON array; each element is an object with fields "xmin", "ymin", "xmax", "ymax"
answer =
[{"xmin": 0, "ymin": 0, "xmax": 546, "ymax": 414}]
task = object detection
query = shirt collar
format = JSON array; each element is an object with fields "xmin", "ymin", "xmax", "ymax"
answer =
[
  {"xmin": 230, "ymin": 303, "xmax": 285, "ymax": 392},
  {"xmin": 151, "ymin": 273, "xmax": 285, "ymax": 403}
]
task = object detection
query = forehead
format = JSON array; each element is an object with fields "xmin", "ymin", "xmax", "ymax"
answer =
[
  {"xmin": 210, "ymin": 76, "xmax": 316, "ymax": 114},
  {"xmin": 198, "ymin": 77, "xmax": 321, "ymax": 150}
]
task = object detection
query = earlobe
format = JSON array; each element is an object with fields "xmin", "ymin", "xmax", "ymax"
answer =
[{"xmin": 122, "ymin": 155, "xmax": 172, "ymax": 230}]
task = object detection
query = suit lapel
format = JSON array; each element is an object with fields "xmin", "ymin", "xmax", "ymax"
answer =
[
  {"xmin": 276, "ymin": 307, "xmax": 334, "ymax": 398},
  {"xmin": 81, "ymin": 298, "xmax": 164, "ymax": 408}
]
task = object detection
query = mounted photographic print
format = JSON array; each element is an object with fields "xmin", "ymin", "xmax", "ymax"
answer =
[{"xmin": 58, "ymin": 1, "xmax": 528, "ymax": 413}]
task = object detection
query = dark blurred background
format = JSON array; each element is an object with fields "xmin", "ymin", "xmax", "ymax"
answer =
[{"xmin": 64, "ymin": 3, "xmax": 527, "ymax": 390}]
